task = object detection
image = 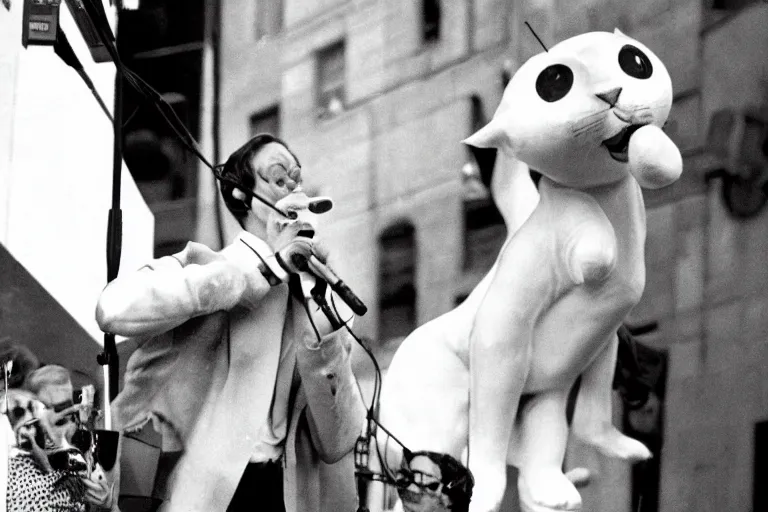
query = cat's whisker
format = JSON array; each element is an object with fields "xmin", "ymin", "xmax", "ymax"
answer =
[
  {"xmin": 573, "ymin": 120, "xmax": 602, "ymax": 134},
  {"xmin": 573, "ymin": 120, "xmax": 604, "ymax": 138},
  {"xmin": 573, "ymin": 108, "xmax": 611, "ymax": 126},
  {"xmin": 570, "ymin": 108, "xmax": 612, "ymax": 136},
  {"xmin": 572, "ymin": 114, "xmax": 605, "ymax": 132},
  {"xmin": 574, "ymin": 116, "xmax": 603, "ymax": 129}
]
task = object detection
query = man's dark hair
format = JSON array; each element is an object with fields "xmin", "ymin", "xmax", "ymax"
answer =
[{"xmin": 217, "ymin": 133, "xmax": 300, "ymax": 227}]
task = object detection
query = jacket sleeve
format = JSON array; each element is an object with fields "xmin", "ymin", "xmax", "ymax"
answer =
[
  {"xmin": 96, "ymin": 242, "xmax": 273, "ymax": 337},
  {"xmin": 296, "ymin": 328, "xmax": 366, "ymax": 464}
]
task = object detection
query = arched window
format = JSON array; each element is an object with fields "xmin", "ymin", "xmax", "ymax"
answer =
[{"xmin": 378, "ymin": 222, "xmax": 417, "ymax": 343}]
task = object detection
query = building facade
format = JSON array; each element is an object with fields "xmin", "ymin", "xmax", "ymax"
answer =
[{"xmin": 211, "ymin": 1, "xmax": 768, "ymax": 511}]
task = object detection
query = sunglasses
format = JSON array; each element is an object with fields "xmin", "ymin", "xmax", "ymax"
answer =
[{"xmin": 397, "ymin": 467, "xmax": 443, "ymax": 493}]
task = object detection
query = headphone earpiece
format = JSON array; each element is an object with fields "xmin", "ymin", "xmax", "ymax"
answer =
[{"xmin": 231, "ymin": 188, "xmax": 252, "ymax": 211}]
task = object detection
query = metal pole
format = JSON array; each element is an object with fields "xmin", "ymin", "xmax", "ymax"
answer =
[{"xmin": 98, "ymin": 43, "xmax": 124, "ymax": 427}]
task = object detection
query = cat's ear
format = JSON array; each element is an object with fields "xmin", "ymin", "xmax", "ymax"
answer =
[
  {"xmin": 613, "ymin": 28, "xmax": 626, "ymax": 36},
  {"xmin": 463, "ymin": 118, "xmax": 512, "ymax": 151}
]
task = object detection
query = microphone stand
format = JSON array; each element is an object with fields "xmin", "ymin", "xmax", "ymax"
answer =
[{"xmin": 97, "ymin": 64, "xmax": 122, "ymax": 421}]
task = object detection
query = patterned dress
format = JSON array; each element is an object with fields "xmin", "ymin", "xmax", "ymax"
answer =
[{"xmin": 6, "ymin": 454, "xmax": 87, "ymax": 512}]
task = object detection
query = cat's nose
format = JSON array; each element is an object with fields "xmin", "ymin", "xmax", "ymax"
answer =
[{"xmin": 596, "ymin": 87, "xmax": 622, "ymax": 107}]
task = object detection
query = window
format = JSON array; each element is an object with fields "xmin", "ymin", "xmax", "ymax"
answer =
[
  {"xmin": 740, "ymin": 115, "xmax": 767, "ymax": 165},
  {"xmin": 454, "ymin": 293, "xmax": 468, "ymax": 306},
  {"xmin": 422, "ymin": 0, "xmax": 441, "ymax": 43},
  {"xmin": 711, "ymin": 0, "xmax": 757, "ymax": 9},
  {"xmin": 249, "ymin": 106, "xmax": 280, "ymax": 137},
  {"xmin": 468, "ymin": 96, "xmax": 496, "ymax": 189},
  {"xmin": 379, "ymin": 223, "xmax": 417, "ymax": 343},
  {"xmin": 155, "ymin": 240, "xmax": 188, "ymax": 258},
  {"xmin": 501, "ymin": 60, "xmax": 514, "ymax": 89},
  {"xmin": 755, "ymin": 421, "xmax": 768, "ymax": 512},
  {"xmin": 463, "ymin": 199, "xmax": 505, "ymax": 272},
  {"xmin": 255, "ymin": 0, "xmax": 283, "ymax": 40},
  {"xmin": 703, "ymin": 0, "xmax": 759, "ymax": 28},
  {"xmin": 317, "ymin": 41, "xmax": 345, "ymax": 118}
]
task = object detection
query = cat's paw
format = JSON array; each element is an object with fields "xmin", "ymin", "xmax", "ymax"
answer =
[
  {"xmin": 518, "ymin": 469, "xmax": 582, "ymax": 512},
  {"xmin": 582, "ymin": 427, "xmax": 652, "ymax": 461}
]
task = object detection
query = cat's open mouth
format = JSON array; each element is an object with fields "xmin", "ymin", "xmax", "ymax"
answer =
[{"xmin": 602, "ymin": 124, "xmax": 644, "ymax": 163}]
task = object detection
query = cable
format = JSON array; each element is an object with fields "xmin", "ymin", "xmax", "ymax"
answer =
[
  {"xmin": 67, "ymin": 2, "xmax": 291, "ymax": 221},
  {"xmin": 75, "ymin": 0, "xmax": 124, "ymax": 404},
  {"xmin": 330, "ymin": 295, "xmax": 409, "ymax": 486},
  {"xmin": 119, "ymin": 66, "xmax": 290, "ymax": 219},
  {"xmin": 54, "ymin": 30, "xmax": 113, "ymax": 123}
]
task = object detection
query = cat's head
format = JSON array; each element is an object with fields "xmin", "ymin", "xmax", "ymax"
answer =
[{"xmin": 465, "ymin": 29, "xmax": 682, "ymax": 189}]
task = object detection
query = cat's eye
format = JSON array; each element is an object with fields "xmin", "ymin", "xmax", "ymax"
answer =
[
  {"xmin": 618, "ymin": 45, "xmax": 653, "ymax": 79},
  {"xmin": 535, "ymin": 64, "xmax": 574, "ymax": 103}
]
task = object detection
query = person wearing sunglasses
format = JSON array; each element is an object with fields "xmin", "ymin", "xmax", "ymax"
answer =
[{"xmin": 396, "ymin": 450, "xmax": 474, "ymax": 512}]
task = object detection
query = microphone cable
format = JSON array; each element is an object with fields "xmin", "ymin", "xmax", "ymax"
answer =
[{"xmin": 330, "ymin": 295, "xmax": 412, "ymax": 487}]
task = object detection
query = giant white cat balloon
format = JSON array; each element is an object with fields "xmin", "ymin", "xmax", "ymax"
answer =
[{"xmin": 378, "ymin": 29, "xmax": 682, "ymax": 512}]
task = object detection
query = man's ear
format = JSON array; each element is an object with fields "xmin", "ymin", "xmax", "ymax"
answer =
[{"xmin": 231, "ymin": 188, "xmax": 252, "ymax": 210}]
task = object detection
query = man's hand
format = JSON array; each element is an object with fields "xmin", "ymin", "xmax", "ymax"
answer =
[
  {"xmin": 275, "ymin": 236, "xmax": 332, "ymax": 273},
  {"xmin": 276, "ymin": 237, "xmax": 315, "ymax": 274}
]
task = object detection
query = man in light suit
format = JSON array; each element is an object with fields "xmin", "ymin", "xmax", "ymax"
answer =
[{"xmin": 96, "ymin": 134, "xmax": 366, "ymax": 512}]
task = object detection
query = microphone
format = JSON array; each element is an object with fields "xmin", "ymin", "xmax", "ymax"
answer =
[
  {"xmin": 279, "ymin": 238, "xmax": 368, "ymax": 317},
  {"xmin": 306, "ymin": 254, "xmax": 368, "ymax": 316}
]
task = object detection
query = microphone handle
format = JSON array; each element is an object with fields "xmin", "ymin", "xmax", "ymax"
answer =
[{"xmin": 307, "ymin": 255, "xmax": 368, "ymax": 316}]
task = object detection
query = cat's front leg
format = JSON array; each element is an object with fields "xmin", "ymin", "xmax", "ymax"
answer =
[
  {"xmin": 516, "ymin": 390, "xmax": 582, "ymax": 512},
  {"xmin": 570, "ymin": 333, "xmax": 652, "ymax": 461},
  {"xmin": 468, "ymin": 243, "xmax": 545, "ymax": 512},
  {"xmin": 468, "ymin": 321, "xmax": 531, "ymax": 512}
]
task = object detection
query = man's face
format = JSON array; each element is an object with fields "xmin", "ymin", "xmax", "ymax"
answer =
[{"xmin": 249, "ymin": 142, "xmax": 303, "ymax": 224}]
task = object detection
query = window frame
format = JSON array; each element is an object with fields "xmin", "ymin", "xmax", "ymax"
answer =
[
  {"xmin": 254, "ymin": 0, "xmax": 283, "ymax": 41},
  {"xmin": 316, "ymin": 40, "xmax": 346, "ymax": 118},
  {"xmin": 421, "ymin": 0, "xmax": 441, "ymax": 43},
  {"xmin": 249, "ymin": 105, "xmax": 280, "ymax": 138}
]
